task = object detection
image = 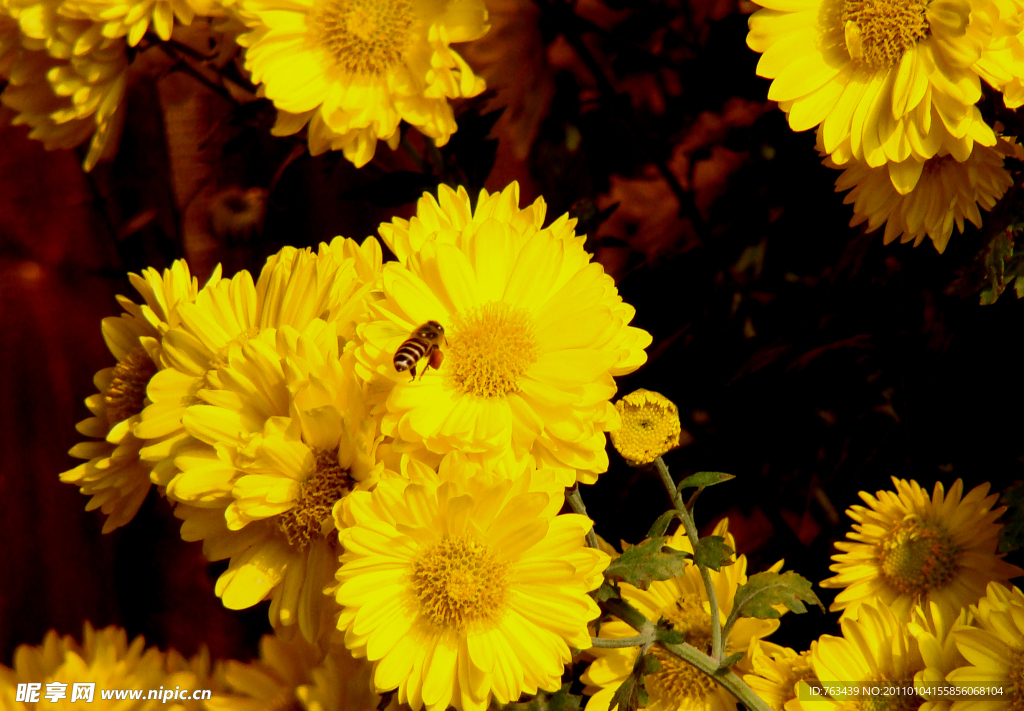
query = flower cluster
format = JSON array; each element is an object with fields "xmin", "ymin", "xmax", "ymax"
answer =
[
  {"xmin": 743, "ymin": 477, "xmax": 1023, "ymax": 711},
  {"xmin": 746, "ymin": 0, "xmax": 1024, "ymax": 251},
  {"xmin": 59, "ymin": 182, "xmax": 653, "ymax": 711}
]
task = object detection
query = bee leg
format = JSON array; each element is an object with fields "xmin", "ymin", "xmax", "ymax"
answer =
[{"xmin": 409, "ymin": 363, "xmax": 418, "ymax": 380}]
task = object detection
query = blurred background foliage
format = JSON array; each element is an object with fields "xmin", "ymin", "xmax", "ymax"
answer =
[{"xmin": 2, "ymin": 0, "xmax": 1023, "ymax": 669}]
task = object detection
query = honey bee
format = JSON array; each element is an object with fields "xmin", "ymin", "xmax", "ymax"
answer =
[{"xmin": 393, "ymin": 321, "xmax": 446, "ymax": 379}]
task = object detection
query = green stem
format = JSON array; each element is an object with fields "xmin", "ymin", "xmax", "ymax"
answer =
[
  {"xmin": 565, "ymin": 485, "xmax": 600, "ymax": 549},
  {"xmin": 654, "ymin": 456, "xmax": 724, "ymax": 662},
  {"xmin": 661, "ymin": 642, "xmax": 774, "ymax": 711},
  {"xmin": 590, "ymin": 633, "xmax": 654, "ymax": 649}
]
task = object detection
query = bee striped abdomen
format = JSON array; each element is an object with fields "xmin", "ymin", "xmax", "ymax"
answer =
[{"xmin": 394, "ymin": 337, "xmax": 430, "ymax": 374}]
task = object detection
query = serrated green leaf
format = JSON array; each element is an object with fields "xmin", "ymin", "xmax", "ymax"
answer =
[
  {"xmin": 647, "ymin": 510, "xmax": 680, "ymax": 538},
  {"xmin": 730, "ymin": 571, "xmax": 824, "ymax": 622},
  {"xmin": 604, "ymin": 537, "xmax": 690, "ymax": 590},
  {"xmin": 609, "ymin": 654, "xmax": 651, "ymax": 711},
  {"xmin": 692, "ymin": 536, "xmax": 734, "ymax": 571},
  {"xmin": 503, "ymin": 684, "xmax": 581, "ymax": 711},
  {"xmin": 678, "ymin": 472, "xmax": 735, "ymax": 490},
  {"xmin": 718, "ymin": 652, "xmax": 745, "ymax": 670},
  {"xmin": 998, "ymin": 481, "xmax": 1024, "ymax": 554}
]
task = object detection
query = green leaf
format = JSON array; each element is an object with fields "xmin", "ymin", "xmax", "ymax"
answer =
[
  {"xmin": 655, "ymin": 619, "xmax": 685, "ymax": 645},
  {"xmin": 692, "ymin": 536, "xmax": 734, "ymax": 571},
  {"xmin": 678, "ymin": 472, "xmax": 735, "ymax": 490},
  {"xmin": 604, "ymin": 537, "xmax": 690, "ymax": 590},
  {"xmin": 998, "ymin": 481, "xmax": 1024, "ymax": 554},
  {"xmin": 718, "ymin": 652, "xmax": 745, "ymax": 670},
  {"xmin": 647, "ymin": 510, "xmax": 680, "ymax": 538},
  {"xmin": 593, "ymin": 580, "xmax": 621, "ymax": 603},
  {"xmin": 504, "ymin": 684, "xmax": 581, "ymax": 711},
  {"xmin": 730, "ymin": 571, "xmax": 825, "ymax": 622},
  {"xmin": 610, "ymin": 653, "xmax": 657, "ymax": 711}
]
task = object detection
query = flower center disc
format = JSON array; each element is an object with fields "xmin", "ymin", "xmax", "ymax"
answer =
[
  {"xmin": 612, "ymin": 390, "xmax": 682, "ymax": 464},
  {"xmin": 842, "ymin": 0, "xmax": 930, "ymax": 69},
  {"xmin": 877, "ymin": 517, "xmax": 960, "ymax": 597},
  {"xmin": 411, "ymin": 535, "xmax": 510, "ymax": 631},
  {"xmin": 1007, "ymin": 647, "xmax": 1024, "ymax": 711},
  {"xmin": 276, "ymin": 447, "xmax": 353, "ymax": 550},
  {"xmin": 859, "ymin": 677, "xmax": 924, "ymax": 711},
  {"xmin": 310, "ymin": 0, "xmax": 414, "ymax": 76},
  {"xmin": 445, "ymin": 301, "xmax": 540, "ymax": 398},
  {"xmin": 106, "ymin": 347, "xmax": 158, "ymax": 426},
  {"xmin": 646, "ymin": 597, "xmax": 718, "ymax": 705}
]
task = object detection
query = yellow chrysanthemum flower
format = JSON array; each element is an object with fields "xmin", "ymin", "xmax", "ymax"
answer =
[
  {"xmin": 824, "ymin": 136, "xmax": 1018, "ymax": 253},
  {"xmin": 744, "ymin": 643, "xmax": 823, "ymax": 711},
  {"xmin": 170, "ymin": 321, "xmax": 384, "ymax": 641},
  {"xmin": 206, "ymin": 633, "xmax": 324, "ymax": 711},
  {"xmin": 746, "ymin": 0, "xmax": 998, "ymax": 167},
  {"xmin": 820, "ymin": 477, "xmax": 1023, "ymax": 622},
  {"xmin": 0, "ymin": 0, "xmax": 128, "ymax": 170},
  {"xmin": 948, "ymin": 582, "xmax": 1024, "ymax": 709},
  {"xmin": 0, "ymin": 624, "xmax": 166, "ymax": 709},
  {"xmin": 355, "ymin": 182, "xmax": 652, "ymax": 484},
  {"xmin": 610, "ymin": 389, "xmax": 682, "ymax": 465},
  {"xmin": 908, "ymin": 602, "xmax": 970, "ymax": 711},
  {"xmin": 331, "ymin": 460, "xmax": 609, "ymax": 711},
  {"xmin": 60, "ymin": 260, "xmax": 212, "ymax": 533},
  {"xmin": 137, "ymin": 237, "xmax": 382, "ymax": 487},
  {"xmin": 582, "ymin": 520, "xmax": 781, "ymax": 711},
  {"xmin": 811, "ymin": 600, "xmax": 927, "ymax": 711},
  {"xmin": 232, "ymin": 0, "xmax": 488, "ymax": 167}
]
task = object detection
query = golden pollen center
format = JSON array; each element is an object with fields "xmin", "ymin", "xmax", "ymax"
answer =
[
  {"xmin": 646, "ymin": 597, "xmax": 718, "ymax": 704},
  {"xmin": 877, "ymin": 517, "xmax": 960, "ymax": 598},
  {"xmin": 275, "ymin": 448, "xmax": 353, "ymax": 550},
  {"xmin": 310, "ymin": 0, "xmax": 413, "ymax": 76},
  {"xmin": 445, "ymin": 301, "xmax": 540, "ymax": 398},
  {"xmin": 105, "ymin": 347, "xmax": 157, "ymax": 427},
  {"xmin": 611, "ymin": 390, "xmax": 682, "ymax": 465},
  {"xmin": 842, "ymin": 0, "xmax": 930, "ymax": 69},
  {"xmin": 410, "ymin": 535, "xmax": 510, "ymax": 632}
]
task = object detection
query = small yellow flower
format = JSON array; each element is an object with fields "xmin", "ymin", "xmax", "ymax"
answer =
[
  {"xmin": 948, "ymin": 582, "xmax": 1024, "ymax": 711},
  {"xmin": 820, "ymin": 477, "xmax": 1023, "ymax": 622},
  {"xmin": 908, "ymin": 602, "xmax": 970, "ymax": 711},
  {"xmin": 205, "ymin": 633, "xmax": 324, "ymax": 711},
  {"xmin": 610, "ymin": 389, "xmax": 682, "ymax": 465},
  {"xmin": 60, "ymin": 260, "xmax": 212, "ymax": 532}
]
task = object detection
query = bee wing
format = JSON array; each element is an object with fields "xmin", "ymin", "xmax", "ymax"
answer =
[{"xmin": 357, "ymin": 320, "xmax": 413, "ymax": 352}]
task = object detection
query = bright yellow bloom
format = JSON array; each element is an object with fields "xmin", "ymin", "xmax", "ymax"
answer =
[
  {"xmin": 233, "ymin": 0, "xmax": 488, "ymax": 167},
  {"xmin": 746, "ymin": 0, "xmax": 998, "ymax": 167},
  {"xmin": 356, "ymin": 182, "xmax": 652, "ymax": 484},
  {"xmin": 60, "ymin": 261, "xmax": 211, "ymax": 533},
  {"xmin": 332, "ymin": 460, "xmax": 609, "ymax": 711},
  {"xmin": 170, "ymin": 321, "xmax": 384, "ymax": 641},
  {"xmin": 973, "ymin": 0, "xmax": 1024, "ymax": 108},
  {"xmin": 821, "ymin": 478, "xmax": 1023, "ymax": 622},
  {"xmin": 610, "ymin": 389, "xmax": 682, "ymax": 465},
  {"xmin": 0, "ymin": 0, "xmax": 128, "ymax": 170},
  {"xmin": 582, "ymin": 520, "xmax": 781, "ymax": 711},
  {"xmin": 205, "ymin": 633, "xmax": 324, "ymax": 711},
  {"xmin": 0, "ymin": 624, "xmax": 166, "ymax": 709},
  {"xmin": 137, "ymin": 238, "xmax": 381, "ymax": 486},
  {"xmin": 948, "ymin": 582, "xmax": 1024, "ymax": 711},
  {"xmin": 745, "ymin": 643, "xmax": 823, "ymax": 711},
  {"xmin": 824, "ymin": 136, "xmax": 1018, "ymax": 253},
  {"xmin": 811, "ymin": 600, "xmax": 927, "ymax": 711}
]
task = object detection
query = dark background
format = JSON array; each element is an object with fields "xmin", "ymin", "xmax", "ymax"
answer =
[{"xmin": 2, "ymin": 0, "xmax": 1022, "ymax": 668}]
